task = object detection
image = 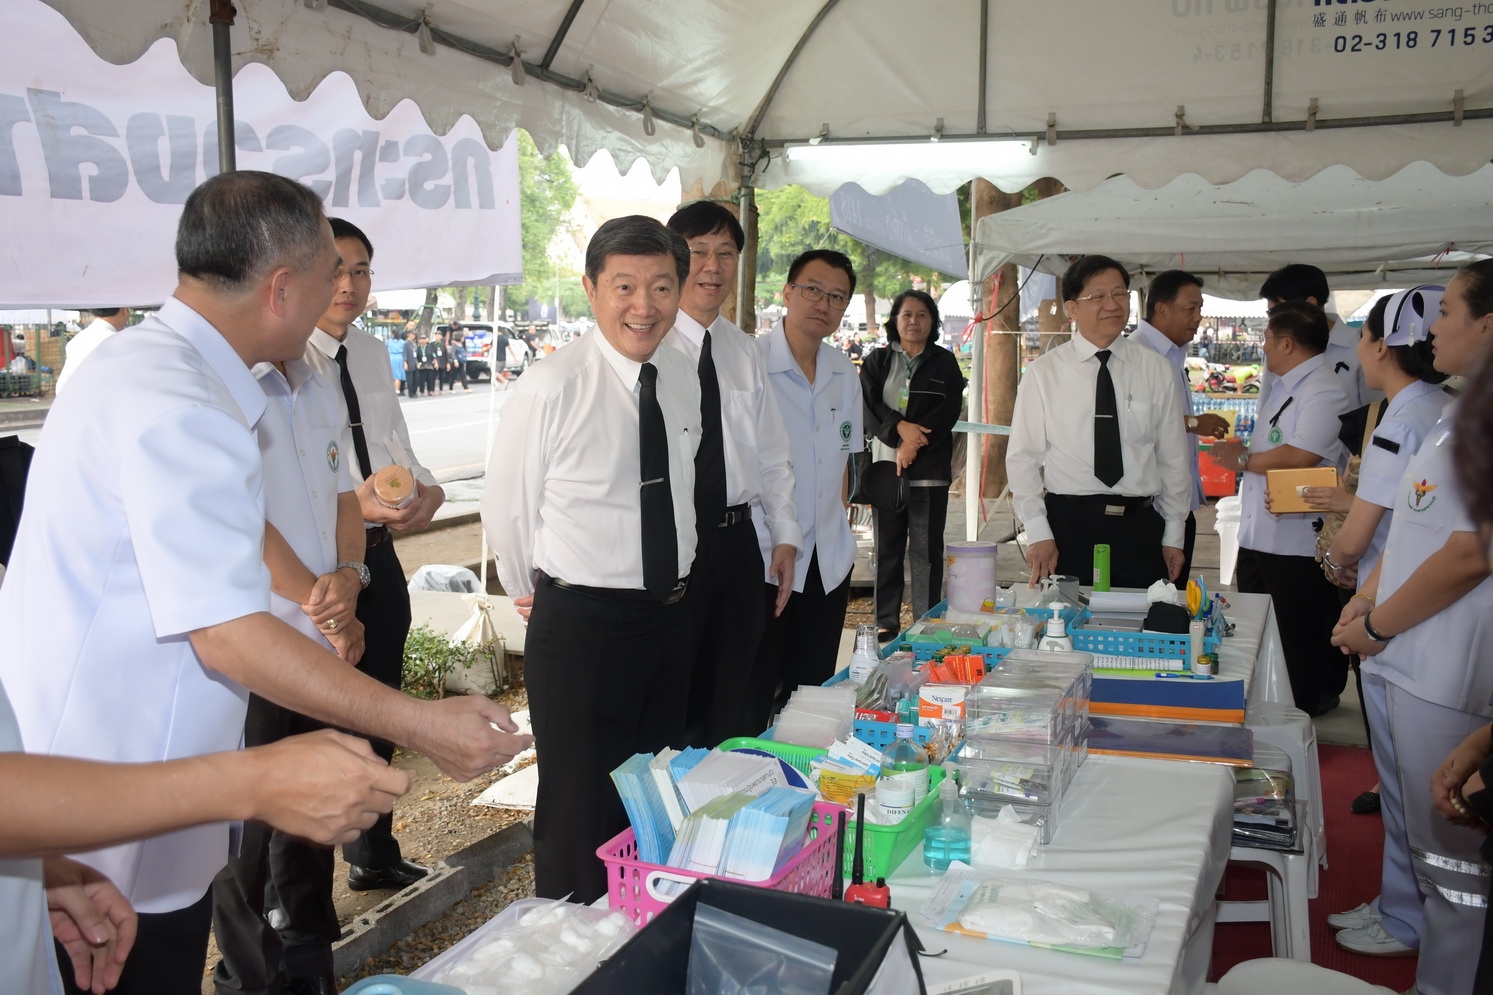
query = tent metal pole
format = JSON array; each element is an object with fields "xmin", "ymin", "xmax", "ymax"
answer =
[
  {"xmin": 976, "ymin": 0, "xmax": 989, "ymax": 135},
  {"xmin": 209, "ymin": 0, "xmax": 237, "ymax": 172},
  {"xmin": 737, "ymin": 144, "xmax": 759, "ymax": 336},
  {"xmin": 1262, "ymin": 0, "xmax": 1277, "ymax": 124},
  {"xmin": 540, "ymin": 0, "xmax": 587, "ymax": 69},
  {"xmin": 965, "ymin": 195, "xmax": 982, "ymax": 540}
]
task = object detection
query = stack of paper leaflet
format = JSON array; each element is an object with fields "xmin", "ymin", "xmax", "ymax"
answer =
[
  {"xmin": 611, "ymin": 748, "xmax": 818, "ymax": 880},
  {"xmin": 672, "ymin": 786, "xmax": 818, "ymax": 880},
  {"xmin": 772, "ymin": 683, "xmax": 856, "ymax": 747}
]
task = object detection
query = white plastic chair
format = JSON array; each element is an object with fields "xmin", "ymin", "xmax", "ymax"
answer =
[
  {"xmin": 1246, "ymin": 701, "xmax": 1325, "ymax": 897},
  {"xmin": 1219, "ymin": 833, "xmax": 1313, "ymax": 962},
  {"xmin": 1210, "ymin": 957, "xmax": 1396, "ymax": 994}
]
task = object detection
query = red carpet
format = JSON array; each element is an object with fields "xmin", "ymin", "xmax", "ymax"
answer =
[{"xmin": 1211, "ymin": 743, "xmax": 1417, "ymax": 990}]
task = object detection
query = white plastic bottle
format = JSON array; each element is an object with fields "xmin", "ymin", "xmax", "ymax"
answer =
[
  {"xmin": 1037, "ymin": 602, "xmax": 1074, "ymax": 652},
  {"xmin": 878, "ymin": 724, "xmax": 930, "ymax": 803},
  {"xmin": 848, "ymin": 623, "xmax": 881, "ymax": 684}
]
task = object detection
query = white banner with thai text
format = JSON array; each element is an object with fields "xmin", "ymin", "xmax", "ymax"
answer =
[{"xmin": 0, "ymin": 0, "xmax": 521, "ymax": 309}]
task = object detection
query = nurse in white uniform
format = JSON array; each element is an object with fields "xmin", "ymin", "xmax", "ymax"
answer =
[
  {"xmin": 1315, "ymin": 288, "xmax": 1452, "ymax": 587},
  {"xmin": 1332, "ymin": 261, "xmax": 1493, "ymax": 995}
]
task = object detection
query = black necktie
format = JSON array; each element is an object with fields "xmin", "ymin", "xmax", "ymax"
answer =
[
  {"xmin": 638, "ymin": 362, "xmax": 676, "ymax": 600},
  {"xmin": 1093, "ymin": 349, "xmax": 1124, "ymax": 488},
  {"xmin": 334, "ymin": 344, "xmax": 373, "ymax": 480},
  {"xmin": 694, "ymin": 330, "xmax": 727, "ymax": 534}
]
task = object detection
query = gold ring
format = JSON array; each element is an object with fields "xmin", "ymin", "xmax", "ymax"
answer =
[{"xmin": 327, "ymin": 618, "xmax": 338, "ymax": 631}]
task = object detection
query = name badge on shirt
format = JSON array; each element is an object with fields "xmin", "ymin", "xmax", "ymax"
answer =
[
  {"xmin": 839, "ymin": 420, "xmax": 852, "ymax": 451},
  {"xmin": 1267, "ymin": 425, "xmax": 1283, "ymax": 447},
  {"xmin": 326, "ymin": 440, "xmax": 341, "ymax": 472}
]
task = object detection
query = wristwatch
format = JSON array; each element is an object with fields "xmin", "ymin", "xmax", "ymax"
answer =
[
  {"xmin": 336, "ymin": 560, "xmax": 372, "ymax": 589},
  {"xmin": 1186, "ymin": 415, "xmax": 1199, "ymax": 433},
  {"xmin": 1237, "ymin": 448, "xmax": 1251, "ymax": 470}
]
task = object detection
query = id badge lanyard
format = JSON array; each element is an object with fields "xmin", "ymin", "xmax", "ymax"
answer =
[{"xmin": 1265, "ymin": 396, "xmax": 1294, "ymax": 448}]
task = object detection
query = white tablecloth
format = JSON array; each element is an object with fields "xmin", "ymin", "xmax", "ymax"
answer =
[{"xmin": 889, "ymin": 756, "xmax": 1234, "ymax": 995}]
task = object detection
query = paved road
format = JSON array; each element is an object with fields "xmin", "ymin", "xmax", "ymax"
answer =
[{"xmin": 10, "ymin": 376, "xmax": 514, "ymax": 482}]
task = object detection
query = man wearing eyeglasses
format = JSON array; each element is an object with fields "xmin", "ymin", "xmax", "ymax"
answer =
[
  {"xmin": 663, "ymin": 202, "xmax": 801, "ymax": 746},
  {"xmin": 1007, "ymin": 255, "xmax": 1191, "ymax": 589},
  {"xmin": 753, "ymin": 250, "xmax": 864, "ymax": 720}
]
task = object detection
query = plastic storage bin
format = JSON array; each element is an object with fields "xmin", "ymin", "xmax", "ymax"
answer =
[
  {"xmin": 720, "ymin": 737, "xmax": 946, "ymax": 881},
  {"xmin": 597, "ymin": 801, "xmax": 840, "ymax": 925}
]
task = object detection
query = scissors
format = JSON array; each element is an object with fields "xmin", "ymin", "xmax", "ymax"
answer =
[{"xmin": 1186, "ymin": 580, "xmax": 1202, "ymax": 619}]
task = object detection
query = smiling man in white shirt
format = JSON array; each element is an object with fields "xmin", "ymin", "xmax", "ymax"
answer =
[
  {"xmin": 482, "ymin": 216, "xmax": 701, "ymax": 903},
  {"xmin": 0, "ymin": 171, "xmax": 529, "ymax": 995},
  {"xmin": 1007, "ymin": 255, "xmax": 1191, "ymax": 589},
  {"xmin": 753, "ymin": 250, "xmax": 864, "ymax": 718},
  {"xmin": 663, "ymin": 202, "xmax": 800, "ymax": 747}
]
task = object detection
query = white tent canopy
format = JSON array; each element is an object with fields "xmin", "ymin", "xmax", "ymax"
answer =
[
  {"xmin": 38, "ymin": 0, "xmax": 1493, "ymax": 196},
  {"xmin": 971, "ymin": 162, "xmax": 1493, "ymax": 300}
]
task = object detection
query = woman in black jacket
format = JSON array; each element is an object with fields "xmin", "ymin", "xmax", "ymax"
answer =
[{"xmin": 860, "ymin": 289, "xmax": 967, "ymax": 640}]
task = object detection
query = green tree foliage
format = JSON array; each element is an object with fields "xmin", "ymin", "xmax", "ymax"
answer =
[{"xmin": 753, "ymin": 185, "xmax": 956, "ymax": 324}]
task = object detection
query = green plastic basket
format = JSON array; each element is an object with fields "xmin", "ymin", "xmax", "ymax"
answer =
[{"xmin": 717, "ymin": 737, "xmax": 947, "ymax": 880}]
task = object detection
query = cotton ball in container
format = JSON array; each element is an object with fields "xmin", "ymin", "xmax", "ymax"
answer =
[{"xmin": 509, "ymin": 951, "xmax": 546, "ymax": 980}]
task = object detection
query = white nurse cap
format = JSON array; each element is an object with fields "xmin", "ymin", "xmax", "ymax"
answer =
[{"xmin": 1382, "ymin": 285, "xmax": 1445, "ymax": 347}]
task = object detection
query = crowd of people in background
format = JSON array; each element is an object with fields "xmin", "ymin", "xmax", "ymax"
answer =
[{"xmin": 388, "ymin": 324, "xmax": 472, "ymax": 398}]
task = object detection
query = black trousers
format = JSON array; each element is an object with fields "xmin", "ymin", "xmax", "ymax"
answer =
[
  {"xmin": 526, "ymin": 574, "xmax": 693, "ymax": 902},
  {"xmin": 210, "ymin": 695, "xmax": 327, "ymax": 993},
  {"xmin": 873, "ymin": 485, "xmax": 950, "ymax": 632},
  {"xmin": 417, "ymin": 368, "xmax": 436, "ymax": 395},
  {"xmin": 683, "ymin": 518, "xmax": 769, "ymax": 749},
  {"xmin": 753, "ymin": 550, "xmax": 852, "ymax": 722},
  {"xmin": 58, "ymin": 887, "xmax": 213, "ymax": 995},
  {"xmin": 1043, "ymin": 494, "xmax": 1168, "ymax": 589},
  {"xmin": 1235, "ymin": 547, "xmax": 1349, "ymax": 716},
  {"xmin": 267, "ymin": 536, "xmax": 410, "ymax": 976}
]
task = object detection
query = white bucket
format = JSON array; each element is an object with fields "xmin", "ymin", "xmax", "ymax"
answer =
[
  {"xmin": 1216, "ymin": 519, "xmax": 1240, "ymax": 586},
  {"xmin": 946, "ymin": 540, "xmax": 998, "ymax": 613}
]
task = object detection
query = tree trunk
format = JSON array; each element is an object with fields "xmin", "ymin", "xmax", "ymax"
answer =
[
  {"xmin": 861, "ymin": 247, "xmax": 879, "ymax": 337},
  {"xmin": 416, "ymin": 288, "xmax": 438, "ymax": 337},
  {"xmin": 454, "ymin": 287, "xmax": 470, "ymax": 322},
  {"xmin": 974, "ymin": 177, "xmax": 1066, "ymax": 499},
  {"xmin": 484, "ymin": 285, "xmax": 497, "ymax": 323}
]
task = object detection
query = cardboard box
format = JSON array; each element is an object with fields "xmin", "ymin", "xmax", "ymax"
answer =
[
  {"xmin": 1266, "ymin": 466, "xmax": 1338, "ymax": 513},
  {"xmin": 918, "ymin": 683, "xmax": 968, "ymax": 725}
]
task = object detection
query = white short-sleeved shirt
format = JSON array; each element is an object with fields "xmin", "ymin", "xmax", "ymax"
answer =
[
  {"xmin": 1350, "ymin": 380, "xmax": 1451, "ymax": 580},
  {"xmin": 53, "ymin": 317, "xmax": 117, "ymax": 395},
  {"xmin": 1238, "ymin": 354, "xmax": 1350, "ymax": 556},
  {"xmin": 0, "ymin": 680, "xmax": 60, "ymax": 995},
  {"xmin": 253, "ymin": 359, "xmax": 358, "ymax": 640},
  {"xmin": 0, "ymin": 296, "xmax": 272, "ymax": 914},
  {"xmin": 755, "ymin": 321, "xmax": 863, "ymax": 592},
  {"xmin": 1363, "ymin": 400, "xmax": 1493, "ymax": 715},
  {"xmin": 304, "ymin": 326, "xmax": 436, "ymax": 491}
]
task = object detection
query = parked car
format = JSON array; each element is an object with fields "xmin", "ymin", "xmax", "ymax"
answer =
[{"xmin": 459, "ymin": 322, "xmax": 533, "ymax": 380}]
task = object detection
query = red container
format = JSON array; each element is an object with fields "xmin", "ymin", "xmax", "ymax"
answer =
[
  {"xmin": 597, "ymin": 801, "xmax": 841, "ymax": 925},
  {"xmin": 1199, "ymin": 448, "xmax": 1237, "ymax": 498}
]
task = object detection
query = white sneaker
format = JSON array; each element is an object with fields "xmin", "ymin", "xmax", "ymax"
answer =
[
  {"xmin": 1327, "ymin": 902, "xmax": 1380, "ymax": 931},
  {"xmin": 1333, "ymin": 919, "xmax": 1417, "ymax": 958}
]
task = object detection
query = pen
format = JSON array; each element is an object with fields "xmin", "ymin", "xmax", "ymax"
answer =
[{"xmin": 1154, "ymin": 672, "xmax": 1213, "ymax": 680}]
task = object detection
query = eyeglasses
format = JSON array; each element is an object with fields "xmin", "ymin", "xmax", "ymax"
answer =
[
  {"xmin": 337, "ymin": 267, "xmax": 374, "ymax": 281},
  {"xmin": 1071, "ymin": 290, "xmax": 1130, "ymax": 306},
  {"xmin": 789, "ymin": 283, "xmax": 852, "ymax": 311},
  {"xmin": 689, "ymin": 248, "xmax": 739, "ymax": 264}
]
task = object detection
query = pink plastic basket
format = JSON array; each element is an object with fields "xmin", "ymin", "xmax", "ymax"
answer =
[{"xmin": 597, "ymin": 801, "xmax": 841, "ymax": 925}]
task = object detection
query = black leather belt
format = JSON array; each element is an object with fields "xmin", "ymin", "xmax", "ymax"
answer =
[
  {"xmin": 1046, "ymin": 493, "xmax": 1157, "ymax": 517},
  {"xmin": 539, "ymin": 571, "xmax": 689, "ymax": 606},
  {"xmin": 365, "ymin": 524, "xmax": 390, "ymax": 548},
  {"xmin": 719, "ymin": 503, "xmax": 751, "ymax": 528}
]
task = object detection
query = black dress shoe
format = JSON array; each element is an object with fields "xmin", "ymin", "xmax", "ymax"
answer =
[
  {"xmin": 346, "ymin": 859, "xmax": 430, "ymax": 891},
  {"xmin": 284, "ymin": 975, "xmax": 337, "ymax": 995}
]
